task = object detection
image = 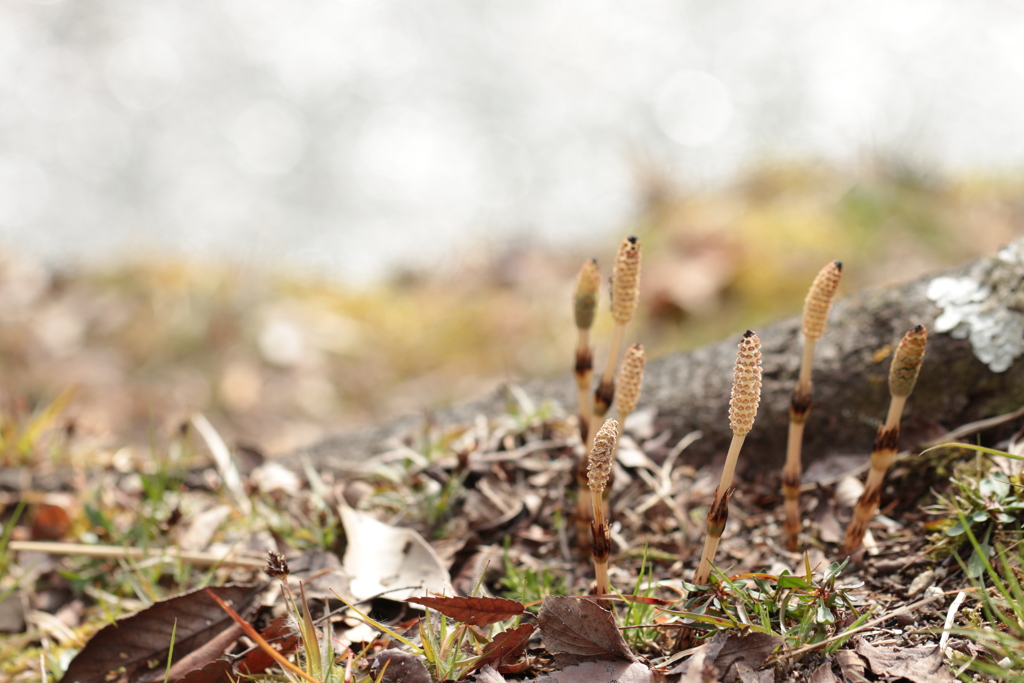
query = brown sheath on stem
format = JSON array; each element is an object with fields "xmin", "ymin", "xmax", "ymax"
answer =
[
  {"xmin": 591, "ymin": 519, "xmax": 612, "ymax": 596},
  {"xmin": 693, "ymin": 332, "xmax": 761, "ymax": 587},
  {"xmin": 783, "ymin": 261, "xmax": 842, "ymax": 551},
  {"xmin": 575, "ymin": 346, "xmax": 593, "ymax": 443},
  {"xmin": 842, "ymin": 326, "xmax": 927, "ymax": 555}
]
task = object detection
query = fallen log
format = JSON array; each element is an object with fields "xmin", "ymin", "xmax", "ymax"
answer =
[{"xmin": 293, "ymin": 239, "xmax": 1024, "ymax": 474}]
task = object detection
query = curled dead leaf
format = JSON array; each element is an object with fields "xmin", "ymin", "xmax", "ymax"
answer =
[
  {"xmin": 475, "ymin": 623, "xmax": 536, "ymax": 673},
  {"xmin": 406, "ymin": 595, "xmax": 525, "ymax": 626}
]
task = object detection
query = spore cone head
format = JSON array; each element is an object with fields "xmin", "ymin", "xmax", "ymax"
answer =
[
  {"xmin": 611, "ymin": 236, "xmax": 641, "ymax": 325},
  {"xmin": 574, "ymin": 258, "xmax": 601, "ymax": 329},
  {"xmin": 616, "ymin": 344, "xmax": 646, "ymax": 419},
  {"xmin": 802, "ymin": 261, "xmax": 842, "ymax": 341},
  {"xmin": 587, "ymin": 418, "xmax": 618, "ymax": 494},
  {"xmin": 729, "ymin": 330, "xmax": 762, "ymax": 436},
  {"xmin": 889, "ymin": 325, "xmax": 927, "ymax": 398}
]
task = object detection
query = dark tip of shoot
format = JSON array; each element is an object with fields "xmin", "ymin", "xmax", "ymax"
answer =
[
  {"xmin": 743, "ymin": 329, "xmax": 755, "ymax": 338},
  {"xmin": 834, "ymin": 260, "xmax": 842, "ymax": 270},
  {"xmin": 626, "ymin": 235, "xmax": 638, "ymax": 244}
]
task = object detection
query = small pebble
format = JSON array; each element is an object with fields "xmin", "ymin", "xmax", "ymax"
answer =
[{"xmin": 908, "ymin": 569, "xmax": 936, "ymax": 596}]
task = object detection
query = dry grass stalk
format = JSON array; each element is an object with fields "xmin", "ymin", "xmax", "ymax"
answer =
[
  {"xmin": 573, "ymin": 258, "xmax": 601, "ymax": 443},
  {"xmin": 590, "ymin": 236, "xmax": 641, "ymax": 448},
  {"xmin": 7, "ymin": 540, "xmax": 267, "ymax": 569},
  {"xmin": 693, "ymin": 331, "xmax": 762, "ymax": 587},
  {"xmin": 841, "ymin": 325, "xmax": 927, "ymax": 555},
  {"xmin": 783, "ymin": 261, "xmax": 842, "ymax": 550},
  {"xmin": 587, "ymin": 418, "xmax": 618, "ymax": 595}
]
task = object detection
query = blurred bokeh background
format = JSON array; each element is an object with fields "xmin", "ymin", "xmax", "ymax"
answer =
[{"xmin": 0, "ymin": 0, "xmax": 1022, "ymax": 454}]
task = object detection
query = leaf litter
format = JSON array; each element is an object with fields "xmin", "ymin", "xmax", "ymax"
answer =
[
  {"xmin": 5, "ymin": 387, "xmax": 1007, "ymax": 683},
  {"xmin": 3, "ymin": 238, "xmax": 1023, "ymax": 682}
]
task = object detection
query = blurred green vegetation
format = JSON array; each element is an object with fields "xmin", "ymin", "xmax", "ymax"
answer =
[{"xmin": 0, "ymin": 162, "xmax": 1019, "ymax": 454}]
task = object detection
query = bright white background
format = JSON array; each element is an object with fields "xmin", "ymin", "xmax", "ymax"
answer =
[{"xmin": 1, "ymin": 0, "xmax": 1022, "ymax": 282}]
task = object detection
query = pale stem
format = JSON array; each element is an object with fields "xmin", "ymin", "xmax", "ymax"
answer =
[
  {"xmin": 694, "ymin": 535, "xmax": 722, "ymax": 586},
  {"xmin": 591, "ymin": 489, "xmax": 606, "ymax": 530},
  {"xmin": 575, "ymin": 488, "xmax": 593, "ymax": 548},
  {"xmin": 783, "ymin": 420, "xmax": 806, "ymax": 479},
  {"xmin": 718, "ymin": 434, "xmax": 747, "ymax": 495},
  {"xmin": 784, "ymin": 497, "xmax": 800, "ymax": 539},
  {"xmin": 863, "ymin": 465, "xmax": 887, "ymax": 496},
  {"xmin": 885, "ymin": 395, "xmax": 908, "ymax": 430},
  {"xmin": 783, "ymin": 419, "xmax": 806, "ymax": 547},
  {"xmin": 591, "ymin": 487, "xmax": 609, "ymax": 594},
  {"xmin": 577, "ymin": 327, "xmax": 591, "ymax": 356},
  {"xmin": 798, "ymin": 341, "xmax": 817, "ymax": 387},
  {"xmin": 601, "ymin": 323, "xmax": 626, "ymax": 385},
  {"xmin": 594, "ymin": 558, "xmax": 610, "ymax": 596}
]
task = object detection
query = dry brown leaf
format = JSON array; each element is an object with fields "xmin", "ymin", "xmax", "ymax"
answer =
[
  {"xmin": 854, "ymin": 639, "xmax": 956, "ymax": 683},
  {"xmin": 406, "ymin": 595, "xmax": 525, "ymax": 626},
  {"xmin": 372, "ymin": 649, "xmax": 432, "ymax": 683},
  {"xmin": 534, "ymin": 660, "xmax": 652, "ymax": 683},
  {"xmin": 734, "ymin": 661, "xmax": 774, "ymax": 683},
  {"xmin": 670, "ymin": 632, "xmax": 727, "ymax": 679},
  {"xmin": 173, "ymin": 659, "xmax": 234, "ymax": 683},
  {"xmin": 165, "ymin": 622, "xmax": 245, "ymax": 681},
  {"xmin": 475, "ymin": 623, "xmax": 535, "ymax": 673},
  {"xmin": 60, "ymin": 583, "xmax": 264, "ymax": 683},
  {"xmin": 835, "ymin": 650, "xmax": 869, "ymax": 683},
  {"xmin": 537, "ymin": 596, "xmax": 635, "ymax": 665},
  {"xmin": 712, "ymin": 632, "xmax": 782, "ymax": 681},
  {"xmin": 808, "ymin": 662, "xmax": 840, "ymax": 683},
  {"xmin": 671, "ymin": 632, "xmax": 779, "ymax": 682}
]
